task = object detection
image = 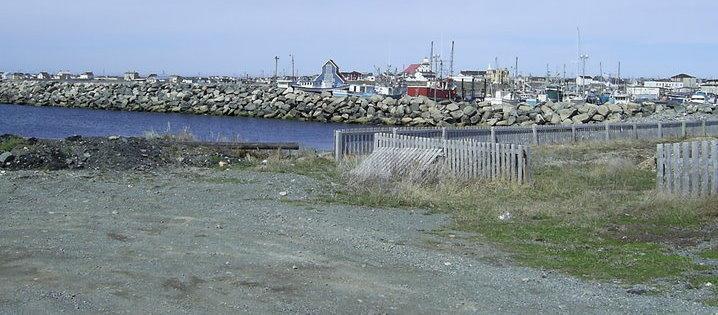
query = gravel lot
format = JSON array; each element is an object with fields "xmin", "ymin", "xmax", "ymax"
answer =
[{"xmin": 0, "ymin": 168, "xmax": 715, "ymax": 314}]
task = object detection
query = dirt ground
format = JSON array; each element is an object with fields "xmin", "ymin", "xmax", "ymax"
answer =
[{"xmin": 0, "ymin": 167, "xmax": 715, "ymax": 314}]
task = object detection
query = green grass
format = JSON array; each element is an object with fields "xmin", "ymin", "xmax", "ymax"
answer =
[
  {"xmin": 312, "ymin": 138, "xmax": 718, "ymax": 286},
  {"xmin": 245, "ymin": 137, "xmax": 718, "ymax": 305},
  {"xmin": 0, "ymin": 136, "xmax": 27, "ymax": 152},
  {"xmin": 699, "ymin": 249, "xmax": 718, "ymax": 260}
]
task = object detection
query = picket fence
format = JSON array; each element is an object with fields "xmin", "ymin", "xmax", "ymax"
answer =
[
  {"xmin": 335, "ymin": 119, "xmax": 718, "ymax": 160},
  {"xmin": 355, "ymin": 133, "xmax": 530, "ymax": 183},
  {"xmin": 657, "ymin": 140, "xmax": 718, "ymax": 197}
]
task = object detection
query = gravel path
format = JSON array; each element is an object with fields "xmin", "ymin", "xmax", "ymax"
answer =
[{"xmin": 0, "ymin": 168, "xmax": 714, "ymax": 314}]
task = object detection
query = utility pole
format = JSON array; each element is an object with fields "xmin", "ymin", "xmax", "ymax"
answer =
[
  {"xmin": 514, "ymin": 57, "xmax": 518, "ymax": 79},
  {"xmin": 618, "ymin": 61, "xmax": 622, "ymax": 91},
  {"xmin": 430, "ymin": 41, "xmax": 434, "ymax": 73},
  {"xmin": 449, "ymin": 41, "xmax": 454, "ymax": 77},
  {"xmin": 599, "ymin": 61, "xmax": 603, "ymax": 80},
  {"xmin": 273, "ymin": 56, "xmax": 279, "ymax": 80},
  {"xmin": 289, "ymin": 53, "xmax": 295, "ymax": 80}
]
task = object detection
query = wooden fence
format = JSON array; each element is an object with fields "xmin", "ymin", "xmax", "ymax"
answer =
[
  {"xmin": 657, "ymin": 140, "xmax": 718, "ymax": 196},
  {"xmin": 335, "ymin": 119, "xmax": 718, "ymax": 160},
  {"xmin": 355, "ymin": 133, "xmax": 530, "ymax": 183}
]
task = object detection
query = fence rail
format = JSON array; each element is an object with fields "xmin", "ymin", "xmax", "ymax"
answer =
[
  {"xmin": 359, "ymin": 133, "xmax": 530, "ymax": 183},
  {"xmin": 335, "ymin": 119, "xmax": 718, "ymax": 160},
  {"xmin": 657, "ymin": 140, "xmax": 718, "ymax": 197}
]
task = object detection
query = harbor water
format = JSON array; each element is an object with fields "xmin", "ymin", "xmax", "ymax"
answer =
[{"xmin": 0, "ymin": 103, "xmax": 366, "ymax": 150}]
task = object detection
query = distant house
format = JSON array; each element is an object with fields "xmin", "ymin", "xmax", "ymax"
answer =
[
  {"xmin": 294, "ymin": 60, "xmax": 347, "ymax": 92},
  {"xmin": 403, "ymin": 58, "xmax": 435, "ymax": 83},
  {"xmin": 644, "ymin": 80, "xmax": 684, "ymax": 90},
  {"xmin": 169, "ymin": 75, "xmax": 182, "ymax": 84},
  {"xmin": 37, "ymin": 72, "xmax": 52, "ymax": 80},
  {"xmin": 340, "ymin": 71, "xmax": 364, "ymax": 81},
  {"xmin": 671, "ymin": 73, "xmax": 698, "ymax": 89},
  {"xmin": 10, "ymin": 72, "xmax": 26, "ymax": 80},
  {"xmin": 79, "ymin": 71, "xmax": 94, "ymax": 80},
  {"xmin": 576, "ymin": 75, "xmax": 597, "ymax": 86},
  {"xmin": 56, "ymin": 71, "xmax": 72, "ymax": 80},
  {"xmin": 146, "ymin": 74, "xmax": 159, "ymax": 83},
  {"xmin": 124, "ymin": 71, "xmax": 140, "ymax": 81}
]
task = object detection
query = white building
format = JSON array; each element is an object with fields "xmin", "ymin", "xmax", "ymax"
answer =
[
  {"xmin": 124, "ymin": 71, "xmax": 140, "ymax": 81},
  {"xmin": 700, "ymin": 81, "xmax": 718, "ymax": 95},
  {"xmin": 576, "ymin": 75, "xmax": 601, "ymax": 86},
  {"xmin": 671, "ymin": 73, "xmax": 698, "ymax": 89},
  {"xmin": 55, "ymin": 70, "xmax": 72, "ymax": 80},
  {"xmin": 79, "ymin": 71, "xmax": 94, "ymax": 80},
  {"xmin": 37, "ymin": 72, "xmax": 52, "ymax": 80},
  {"xmin": 626, "ymin": 86, "xmax": 661, "ymax": 100},
  {"xmin": 644, "ymin": 80, "xmax": 684, "ymax": 90}
]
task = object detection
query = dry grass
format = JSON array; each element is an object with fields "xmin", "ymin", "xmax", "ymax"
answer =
[{"xmin": 322, "ymin": 137, "xmax": 718, "ymax": 285}]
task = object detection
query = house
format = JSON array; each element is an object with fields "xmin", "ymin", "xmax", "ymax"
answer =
[
  {"xmin": 485, "ymin": 68, "xmax": 509, "ymax": 85},
  {"xmin": 124, "ymin": 71, "xmax": 140, "ymax": 81},
  {"xmin": 671, "ymin": 73, "xmax": 698, "ymax": 89},
  {"xmin": 644, "ymin": 80, "xmax": 684, "ymax": 90},
  {"xmin": 55, "ymin": 70, "xmax": 72, "ymax": 80},
  {"xmin": 146, "ymin": 74, "xmax": 159, "ymax": 83},
  {"xmin": 295, "ymin": 60, "xmax": 347, "ymax": 92},
  {"xmin": 626, "ymin": 86, "xmax": 661, "ymax": 101},
  {"xmin": 700, "ymin": 80, "xmax": 718, "ymax": 95},
  {"xmin": 403, "ymin": 58, "xmax": 435, "ymax": 83},
  {"xmin": 37, "ymin": 72, "xmax": 52, "ymax": 80},
  {"xmin": 340, "ymin": 71, "xmax": 364, "ymax": 81},
  {"xmin": 79, "ymin": 71, "xmax": 94, "ymax": 80},
  {"xmin": 169, "ymin": 75, "xmax": 182, "ymax": 84}
]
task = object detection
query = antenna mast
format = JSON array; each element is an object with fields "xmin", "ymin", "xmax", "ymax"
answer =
[
  {"xmin": 429, "ymin": 41, "xmax": 434, "ymax": 73},
  {"xmin": 449, "ymin": 41, "xmax": 455, "ymax": 77},
  {"xmin": 273, "ymin": 56, "xmax": 279, "ymax": 80},
  {"xmin": 289, "ymin": 53, "xmax": 295, "ymax": 79}
]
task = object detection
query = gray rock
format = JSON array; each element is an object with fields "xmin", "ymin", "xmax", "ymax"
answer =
[{"xmin": 0, "ymin": 152, "xmax": 14, "ymax": 164}]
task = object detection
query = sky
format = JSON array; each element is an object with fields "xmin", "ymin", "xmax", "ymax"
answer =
[{"xmin": 2, "ymin": 0, "xmax": 717, "ymax": 78}]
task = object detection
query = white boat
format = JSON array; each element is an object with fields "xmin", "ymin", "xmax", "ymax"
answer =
[{"xmin": 690, "ymin": 92, "xmax": 707, "ymax": 104}]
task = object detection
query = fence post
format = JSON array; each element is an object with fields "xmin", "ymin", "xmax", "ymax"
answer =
[
  {"xmin": 681, "ymin": 121, "xmax": 687, "ymax": 138},
  {"xmin": 633, "ymin": 123, "xmax": 638, "ymax": 139},
  {"xmin": 604, "ymin": 122, "xmax": 610, "ymax": 142},
  {"xmin": 657, "ymin": 122, "xmax": 663, "ymax": 139},
  {"xmin": 334, "ymin": 130, "xmax": 342, "ymax": 161},
  {"xmin": 441, "ymin": 127, "xmax": 447, "ymax": 140},
  {"xmin": 392, "ymin": 127, "xmax": 398, "ymax": 137},
  {"xmin": 532, "ymin": 125, "xmax": 538, "ymax": 145},
  {"xmin": 490, "ymin": 127, "xmax": 496, "ymax": 143},
  {"xmin": 702, "ymin": 120, "xmax": 707, "ymax": 136},
  {"xmin": 571, "ymin": 125, "xmax": 577, "ymax": 143}
]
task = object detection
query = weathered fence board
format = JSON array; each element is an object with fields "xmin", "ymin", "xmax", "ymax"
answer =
[
  {"xmin": 335, "ymin": 119, "xmax": 718, "ymax": 160},
  {"xmin": 357, "ymin": 133, "xmax": 530, "ymax": 183},
  {"xmin": 657, "ymin": 140, "xmax": 718, "ymax": 197}
]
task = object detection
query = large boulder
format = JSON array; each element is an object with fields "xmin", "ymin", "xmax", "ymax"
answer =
[{"xmin": 0, "ymin": 152, "xmax": 14, "ymax": 165}]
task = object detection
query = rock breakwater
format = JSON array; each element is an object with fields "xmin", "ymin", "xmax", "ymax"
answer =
[{"xmin": 0, "ymin": 80, "xmax": 714, "ymax": 127}]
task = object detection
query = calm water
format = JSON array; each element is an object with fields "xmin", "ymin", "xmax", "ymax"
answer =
[{"xmin": 0, "ymin": 103, "xmax": 366, "ymax": 150}]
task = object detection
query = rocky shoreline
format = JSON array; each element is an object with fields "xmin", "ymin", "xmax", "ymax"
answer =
[{"xmin": 0, "ymin": 80, "xmax": 715, "ymax": 127}]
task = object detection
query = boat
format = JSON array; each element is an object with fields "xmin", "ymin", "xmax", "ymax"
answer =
[
  {"xmin": 690, "ymin": 92, "xmax": 707, "ymax": 104},
  {"xmin": 544, "ymin": 85, "xmax": 564, "ymax": 102}
]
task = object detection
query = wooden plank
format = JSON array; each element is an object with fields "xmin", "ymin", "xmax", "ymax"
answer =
[
  {"xmin": 691, "ymin": 142, "xmax": 700, "ymax": 197},
  {"xmin": 682, "ymin": 142, "xmax": 690, "ymax": 196},
  {"xmin": 656, "ymin": 143, "xmax": 666, "ymax": 193},
  {"xmin": 702, "ymin": 141, "xmax": 710, "ymax": 196}
]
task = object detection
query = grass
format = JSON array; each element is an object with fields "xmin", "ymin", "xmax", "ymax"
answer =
[
  {"xmin": 0, "ymin": 135, "xmax": 27, "ymax": 152},
  {"xmin": 232, "ymin": 137, "xmax": 718, "ymax": 302},
  {"xmin": 311, "ymin": 138, "xmax": 718, "ymax": 286},
  {"xmin": 699, "ymin": 249, "xmax": 718, "ymax": 260}
]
